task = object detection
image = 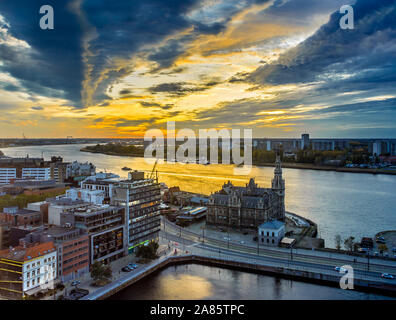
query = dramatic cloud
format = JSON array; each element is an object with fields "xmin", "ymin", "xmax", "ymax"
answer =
[{"xmin": 0, "ymin": 0, "xmax": 395, "ymax": 137}]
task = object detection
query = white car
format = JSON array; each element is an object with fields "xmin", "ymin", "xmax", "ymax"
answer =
[
  {"xmin": 335, "ymin": 266, "xmax": 348, "ymax": 273},
  {"xmin": 381, "ymin": 273, "xmax": 394, "ymax": 279}
]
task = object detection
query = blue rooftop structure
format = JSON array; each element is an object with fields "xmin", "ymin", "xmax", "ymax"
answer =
[
  {"xmin": 190, "ymin": 196, "xmax": 209, "ymax": 205},
  {"xmin": 259, "ymin": 220, "xmax": 284, "ymax": 230}
]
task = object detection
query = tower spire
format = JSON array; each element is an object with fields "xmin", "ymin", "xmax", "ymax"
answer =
[{"xmin": 271, "ymin": 152, "xmax": 285, "ymax": 221}]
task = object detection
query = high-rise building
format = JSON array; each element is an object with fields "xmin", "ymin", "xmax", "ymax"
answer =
[{"xmin": 111, "ymin": 175, "xmax": 161, "ymax": 254}]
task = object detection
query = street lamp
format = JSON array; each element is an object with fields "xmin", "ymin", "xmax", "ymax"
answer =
[
  {"xmin": 257, "ymin": 231, "xmax": 259, "ymax": 255},
  {"xmin": 367, "ymin": 251, "xmax": 370, "ymax": 272},
  {"xmin": 227, "ymin": 227, "xmax": 230, "ymax": 249}
]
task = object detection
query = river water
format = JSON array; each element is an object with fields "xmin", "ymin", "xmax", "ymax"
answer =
[
  {"xmin": 108, "ymin": 264, "xmax": 394, "ymax": 300},
  {"xmin": 2, "ymin": 144, "xmax": 396, "ymax": 248}
]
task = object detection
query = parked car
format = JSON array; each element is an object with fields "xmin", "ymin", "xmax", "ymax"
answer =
[
  {"xmin": 128, "ymin": 263, "xmax": 138, "ymax": 269},
  {"xmin": 381, "ymin": 273, "xmax": 394, "ymax": 279},
  {"xmin": 335, "ymin": 266, "xmax": 348, "ymax": 273},
  {"xmin": 377, "ymin": 236, "xmax": 385, "ymax": 241},
  {"xmin": 122, "ymin": 266, "xmax": 132, "ymax": 272},
  {"xmin": 392, "ymin": 248, "xmax": 396, "ymax": 253},
  {"xmin": 71, "ymin": 280, "xmax": 81, "ymax": 287},
  {"xmin": 374, "ymin": 252, "xmax": 379, "ymax": 256}
]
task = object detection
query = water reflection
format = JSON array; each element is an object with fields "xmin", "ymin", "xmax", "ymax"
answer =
[{"xmin": 109, "ymin": 264, "xmax": 394, "ymax": 300}]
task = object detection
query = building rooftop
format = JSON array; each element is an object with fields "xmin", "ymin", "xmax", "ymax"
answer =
[
  {"xmin": 72, "ymin": 204, "xmax": 122, "ymax": 217},
  {"xmin": 2, "ymin": 207, "xmax": 39, "ymax": 215},
  {"xmin": 0, "ymin": 241, "xmax": 55, "ymax": 262},
  {"xmin": 259, "ymin": 220, "xmax": 285, "ymax": 230}
]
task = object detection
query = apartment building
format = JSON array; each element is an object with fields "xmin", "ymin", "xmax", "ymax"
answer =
[
  {"xmin": 80, "ymin": 172, "xmax": 120, "ymax": 202},
  {"xmin": 0, "ymin": 207, "xmax": 42, "ymax": 227},
  {"xmin": 66, "ymin": 188, "xmax": 105, "ymax": 205},
  {"xmin": 21, "ymin": 226, "xmax": 89, "ymax": 282},
  {"xmin": 73, "ymin": 205, "xmax": 125, "ymax": 264},
  {"xmin": 0, "ymin": 241, "xmax": 57, "ymax": 299}
]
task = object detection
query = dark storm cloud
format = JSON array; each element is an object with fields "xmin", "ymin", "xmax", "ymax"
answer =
[
  {"xmin": 0, "ymin": 0, "xmax": 84, "ymax": 107},
  {"xmin": 115, "ymin": 118, "xmax": 159, "ymax": 128},
  {"xmin": 140, "ymin": 102, "xmax": 174, "ymax": 110},
  {"xmin": 248, "ymin": 0, "xmax": 396, "ymax": 87},
  {"xmin": 119, "ymin": 89, "xmax": 133, "ymax": 96},
  {"xmin": 148, "ymin": 81, "xmax": 221, "ymax": 97}
]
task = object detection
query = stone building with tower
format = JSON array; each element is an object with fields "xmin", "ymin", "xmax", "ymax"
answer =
[{"xmin": 206, "ymin": 155, "xmax": 285, "ymax": 229}]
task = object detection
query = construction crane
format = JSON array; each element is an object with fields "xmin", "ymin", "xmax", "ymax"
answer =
[{"xmin": 149, "ymin": 159, "xmax": 158, "ymax": 182}]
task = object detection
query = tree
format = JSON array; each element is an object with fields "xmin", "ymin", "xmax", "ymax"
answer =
[
  {"xmin": 378, "ymin": 244, "xmax": 388, "ymax": 255},
  {"xmin": 90, "ymin": 261, "xmax": 112, "ymax": 284},
  {"xmin": 335, "ymin": 235, "xmax": 342, "ymax": 251},
  {"xmin": 344, "ymin": 236, "xmax": 355, "ymax": 253},
  {"xmin": 136, "ymin": 241, "xmax": 159, "ymax": 260}
]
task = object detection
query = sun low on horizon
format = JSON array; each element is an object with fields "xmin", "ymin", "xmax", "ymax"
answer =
[{"xmin": 1, "ymin": 0, "xmax": 396, "ymax": 139}]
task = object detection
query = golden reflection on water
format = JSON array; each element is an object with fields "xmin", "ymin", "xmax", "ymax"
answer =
[{"xmin": 156, "ymin": 274, "xmax": 213, "ymax": 300}]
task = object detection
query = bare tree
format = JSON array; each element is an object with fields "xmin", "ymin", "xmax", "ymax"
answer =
[
  {"xmin": 344, "ymin": 236, "xmax": 355, "ymax": 253},
  {"xmin": 335, "ymin": 235, "xmax": 342, "ymax": 251}
]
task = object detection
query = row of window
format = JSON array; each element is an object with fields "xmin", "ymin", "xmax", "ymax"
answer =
[
  {"xmin": 63, "ymin": 252, "xmax": 89, "ymax": 265},
  {"xmin": 25, "ymin": 256, "xmax": 55, "ymax": 270},
  {"xmin": 63, "ymin": 259, "xmax": 89, "ymax": 273},
  {"xmin": 25, "ymin": 271, "xmax": 55, "ymax": 288}
]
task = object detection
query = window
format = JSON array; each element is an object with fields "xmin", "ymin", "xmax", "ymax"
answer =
[
  {"xmin": 272, "ymin": 239, "xmax": 274, "ymax": 244},
  {"xmin": 26, "ymin": 272, "xmax": 30, "ymax": 278},
  {"xmin": 272, "ymin": 232, "xmax": 274, "ymax": 237}
]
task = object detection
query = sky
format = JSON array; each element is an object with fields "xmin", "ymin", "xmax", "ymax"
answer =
[{"xmin": 0, "ymin": 0, "xmax": 395, "ymax": 138}]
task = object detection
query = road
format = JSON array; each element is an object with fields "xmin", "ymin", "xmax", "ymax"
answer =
[{"xmin": 162, "ymin": 218, "xmax": 396, "ymax": 286}]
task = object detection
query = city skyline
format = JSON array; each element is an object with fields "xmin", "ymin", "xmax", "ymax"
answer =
[{"xmin": 0, "ymin": 0, "xmax": 396, "ymax": 139}]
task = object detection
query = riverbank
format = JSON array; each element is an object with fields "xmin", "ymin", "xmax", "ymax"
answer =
[
  {"xmin": 80, "ymin": 146, "xmax": 143, "ymax": 157},
  {"xmin": 80, "ymin": 147, "xmax": 396, "ymax": 175}
]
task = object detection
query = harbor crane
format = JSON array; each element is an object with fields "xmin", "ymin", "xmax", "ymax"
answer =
[{"xmin": 149, "ymin": 159, "xmax": 158, "ymax": 182}]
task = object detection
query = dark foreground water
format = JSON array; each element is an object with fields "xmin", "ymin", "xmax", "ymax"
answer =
[{"xmin": 108, "ymin": 264, "xmax": 394, "ymax": 300}]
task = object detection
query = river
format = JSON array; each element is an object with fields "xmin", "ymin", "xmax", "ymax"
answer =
[{"xmin": 1, "ymin": 144, "xmax": 396, "ymax": 248}]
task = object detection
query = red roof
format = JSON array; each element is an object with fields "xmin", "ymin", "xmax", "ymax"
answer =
[{"xmin": 0, "ymin": 241, "xmax": 55, "ymax": 262}]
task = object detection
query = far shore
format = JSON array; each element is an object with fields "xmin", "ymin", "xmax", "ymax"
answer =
[{"xmin": 80, "ymin": 147, "xmax": 396, "ymax": 176}]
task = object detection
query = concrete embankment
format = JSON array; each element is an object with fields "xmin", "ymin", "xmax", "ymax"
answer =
[{"xmin": 85, "ymin": 255, "xmax": 396, "ymax": 300}]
